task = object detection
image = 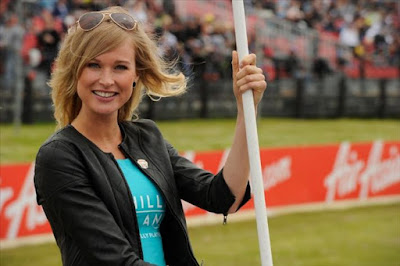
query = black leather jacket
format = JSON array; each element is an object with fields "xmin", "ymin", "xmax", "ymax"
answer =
[{"xmin": 34, "ymin": 119, "xmax": 251, "ymax": 266}]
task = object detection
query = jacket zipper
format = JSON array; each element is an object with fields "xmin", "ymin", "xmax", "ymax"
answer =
[
  {"xmin": 223, "ymin": 214, "xmax": 228, "ymax": 225},
  {"xmin": 109, "ymin": 153, "xmax": 144, "ymax": 259},
  {"xmin": 143, "ymin": 172, "xmax": 199, "ymax": 265}
]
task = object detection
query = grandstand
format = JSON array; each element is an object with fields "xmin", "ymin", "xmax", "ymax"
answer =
[{"xmin": 0, "ymin": 0, "xmax": 399, "ymax": 122}]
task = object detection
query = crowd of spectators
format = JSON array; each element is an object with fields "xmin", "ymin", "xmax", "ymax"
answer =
[
  {"xmin": 266, "ymin": 0, "xmax": 400, "ymax": 70},
  {"xmin": 0, "ymin": 0, "xmax": 399, "ymax": 95}
]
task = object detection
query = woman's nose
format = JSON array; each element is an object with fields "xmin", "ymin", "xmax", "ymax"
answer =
[{"xmin": 99, "ymin": 69, "xmax": 114, "ymax": 87}]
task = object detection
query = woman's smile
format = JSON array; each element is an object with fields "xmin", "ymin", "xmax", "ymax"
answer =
[{"xmin": 92, "ymin": 90, "xmax": 119, "ymax": 98}]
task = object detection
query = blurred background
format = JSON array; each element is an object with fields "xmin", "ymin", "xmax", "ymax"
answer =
[
  {"xmin": 0, "ymin": 1, "xmax": 399, "ymax": 265},
  {"xmin": 1, "ymin": 0, "xmax": 399, "ymax": 125}
]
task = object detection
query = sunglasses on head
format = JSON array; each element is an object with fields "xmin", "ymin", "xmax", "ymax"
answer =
[{"xmin": 77, "ymin": 12, "xmax": 137, "ymax": 31}]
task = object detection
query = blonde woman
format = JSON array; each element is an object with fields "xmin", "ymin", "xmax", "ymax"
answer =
[{"xmin": 34, "ymin": 6, "xmax": 266, "ymax": 266}]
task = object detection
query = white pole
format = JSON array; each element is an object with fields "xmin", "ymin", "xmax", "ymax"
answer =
[{"xmin": 232, "ymin": 1, "xmax": 273, "ymax": 266}]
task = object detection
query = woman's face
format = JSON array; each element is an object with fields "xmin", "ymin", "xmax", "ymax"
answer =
[{"xmin": 76, "ymin": 40, "xmax": 137, "ymax": 121}]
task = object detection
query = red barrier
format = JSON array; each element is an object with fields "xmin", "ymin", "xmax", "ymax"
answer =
[{"xmin": 1, "ymin": 141, "xmax": 399, "ymax": 241}]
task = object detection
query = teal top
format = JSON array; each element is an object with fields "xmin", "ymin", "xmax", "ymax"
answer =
[{"xmin": 117, "ymin": 158, "xmax": 166, "ymax": 266}]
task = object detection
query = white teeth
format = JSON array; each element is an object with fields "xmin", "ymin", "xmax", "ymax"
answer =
[{"xmin": 93, "ymin": 91, "xmax": 116, "ymax": 98}]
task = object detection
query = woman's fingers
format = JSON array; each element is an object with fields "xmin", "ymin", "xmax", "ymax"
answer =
[
  {"xmin": 236, "ymin": 66, "xmax": 266, "ymax": 90},
  {"xmin": 232, "ymin": 52, "xmax": 267, "ymax": 106},
  {"xmin": 237, "ymin": 75, "xmax": 267, "ymax": 92},
  {"xmin": 236, "ymin": 66, "xmax": 263, "ymax": 85},
  {"xmin": 239, "ymin": 53, "xmax": 257, "ymax": 68}
]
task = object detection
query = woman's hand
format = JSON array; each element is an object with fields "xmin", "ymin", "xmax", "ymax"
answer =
[{"xmin": 232, "ymin": 50, "xmax": 267, "ymax": 113}]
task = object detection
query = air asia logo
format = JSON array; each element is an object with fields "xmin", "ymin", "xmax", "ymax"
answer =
[
  {"xmin": 0, "ymin": 164, "xmax": 48, "ymax": 239},
  {"xmin": 324, "ymin": 141, "xmax": 400, "ymax": 202},
  {"xmin": 263, "ymin": 156, "xmax": 291, "ymax": 190}
]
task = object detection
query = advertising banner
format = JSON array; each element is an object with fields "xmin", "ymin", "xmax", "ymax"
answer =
[{"xmin": 1, "ymin": 141, "xmax": 399, "ymax": 242}]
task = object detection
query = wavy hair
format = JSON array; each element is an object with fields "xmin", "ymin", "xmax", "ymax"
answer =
[{"xmin": 50, "ymin": 6, "xmax": 187, "ymax": 128}]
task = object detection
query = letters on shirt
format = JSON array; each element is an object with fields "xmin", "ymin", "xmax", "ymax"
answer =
[{"xmin": 133, "ymin": 195, "xmax": 164, "ymax": 230}]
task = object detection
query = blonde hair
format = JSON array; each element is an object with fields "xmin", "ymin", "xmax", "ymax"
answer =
[{"xmin": 50, "ymin": 6, "xmax": 187, "ymax": 128}]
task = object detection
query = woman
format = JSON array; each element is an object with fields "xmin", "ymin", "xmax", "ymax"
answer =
[{"xmin": 34, "ymin": 6, "xmax": 267, "ymax": 266}]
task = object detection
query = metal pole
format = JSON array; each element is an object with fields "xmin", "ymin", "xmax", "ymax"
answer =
[{"xmin": 232, "ymin": 1, "xmax": 273, "ymax": 265}]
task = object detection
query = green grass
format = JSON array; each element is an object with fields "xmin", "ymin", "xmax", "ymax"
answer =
[
  {"xmin": 1, "ymin": 118, "xmax": 399, "ymax": 163},
  {"xmin": 1, "ymin": 203, "xmax": 399, "ymax": 266},
  {"xmin": 1, "ymin": 243, "xmax": 61, "ymax": 266},
  {"xmin": 190, "ymin": 203, "xmax": 400, "ymax": 266},
  {"xmin": 1, "ymin": 118, "xmax": 399, "ymax": 265}
]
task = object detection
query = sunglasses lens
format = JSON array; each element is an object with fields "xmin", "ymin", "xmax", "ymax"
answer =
[
  {"xmin": 79, "ymin": 12, "xmax": 104, "ymax": 30},
  {"xmin": 110, "ymin": 13, "xmax": 136, "ymax": 30}
]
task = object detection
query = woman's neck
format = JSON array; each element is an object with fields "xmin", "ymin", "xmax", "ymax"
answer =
[{"xmin": 71, "ymin": 113, "xmax": 124, "ymax": 157}]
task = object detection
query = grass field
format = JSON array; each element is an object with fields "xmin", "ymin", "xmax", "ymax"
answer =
[
  {"xmin": 1, "ymin": 203, "xmax": 399, "ymax": 266},
  {"xmin": 1, "ymin": 118, "xmax": 399, "ymax": 163},
  {"xmin": 1, "ymin": 118, "xmax": 399, "ymax": 265}
]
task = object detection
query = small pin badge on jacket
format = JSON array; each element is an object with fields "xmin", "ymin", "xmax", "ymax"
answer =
[{"xmin": 137, "ymin": 159, "xmax": 148, "ymax": 169}]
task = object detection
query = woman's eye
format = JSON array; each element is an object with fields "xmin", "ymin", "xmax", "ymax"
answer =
[
  {"xmin": 87, "ymin": 62, "xmax": 100, "ymax": 68},
  {"xmin": 115, "ymin": 65, "xmax": 128, "ymax": 70}
]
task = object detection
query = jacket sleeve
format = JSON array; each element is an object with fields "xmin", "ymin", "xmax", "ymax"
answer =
[
  {"xmin": 164, "ymin": 140, "xmax": 251, "ymax": 214},
  {"xmin": 34, "ymin": 140, "xmax": 154, "ymax": 266}
]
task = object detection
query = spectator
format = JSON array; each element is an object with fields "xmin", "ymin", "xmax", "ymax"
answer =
[
  {"xmin": 285, "ymin": 48, "xmax": 300, "ymax": 78},
  {"xmin": 303, "ymin": 0, "xmax": 323, "ymax": 29},
  {"xmin": 156, "ymin": 14, "xmax": 179, "ymax": 61},
  {"xmin": 285, "ymin": 0, "xmax": 304, "ymax": 23},
  {"xmin": 312, "ymin": 56, "xmax": 332, "ymax": 79},
  {"xmin": 0, "ymin": 13, "xmax": 24, "ymax": 92},
  {"xmin": 52, "ymin": 0, "xmax": 70, "ymax": 21},
  {"xmin": 339, "ymin": 21, "xmax": 360, "ymax": 54},
  {"xmin": 36, "ymin": 9, "xmax": 61, "ymax": 77}
]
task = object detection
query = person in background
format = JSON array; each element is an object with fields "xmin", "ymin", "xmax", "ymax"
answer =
[
  {"xmin": 34, "ymin": 6, "xmax": 266, "ymax": 266},
  {"xmin": 36, "ymin": 9, "xmax": 61, "ymax": 77},
  {"xmin": 0, "ymin": 13, "xmax": 24, "ymax": 93},
  {"xmin": 52, "ymin": 0, "xmax": 70, "ymax": 21}
]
